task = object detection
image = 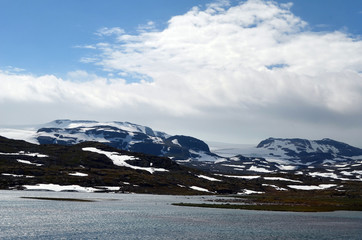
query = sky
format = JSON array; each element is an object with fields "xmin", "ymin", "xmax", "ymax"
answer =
[{"xmin": 0, "ymin": 0, "xmax": 362, "ymax": 147}]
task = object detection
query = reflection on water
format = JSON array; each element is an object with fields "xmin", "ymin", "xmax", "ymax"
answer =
[{"xmin": 0, "ymin": 190, "xmax": 361, "ymax": 239}]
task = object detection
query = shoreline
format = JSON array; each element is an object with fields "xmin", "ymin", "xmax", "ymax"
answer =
[
  {"xmin": 6, "ymin": 188, "xmax": 361, "ymax": 212},
  {"xmin": 172, "ymin": 202, "xmax": 362, "ymax": 212}
]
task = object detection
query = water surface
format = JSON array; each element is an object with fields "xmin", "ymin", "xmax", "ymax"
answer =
[{"xmin": 0, "ymin": 190, "xmax": 361, "ymax": 239}]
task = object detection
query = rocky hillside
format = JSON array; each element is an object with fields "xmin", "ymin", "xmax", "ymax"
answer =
[
  {"xmin": 1, "ymin": 135, "xmax": 361, "ymax": 196},
  {"xmin": 0, "ymin": 135, "xmax": 256, "ymax": 194}
]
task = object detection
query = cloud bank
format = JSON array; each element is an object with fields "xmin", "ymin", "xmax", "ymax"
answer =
[{"xmin": 1, "ymin": 0, "xmax": 362, "ymax": 145}]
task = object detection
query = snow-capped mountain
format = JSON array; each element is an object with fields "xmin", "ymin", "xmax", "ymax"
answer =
[
  {"xmin": 1, "ymin": 120, "xmax": 361, "ymax": 183},
  {"xmin": 1, "ymin": 121, "xmax": 362, "ymax": 195},
  {"xmin": 1, "ymin": 134, "xmax": 360, "ymax": 196},
  {"xmin": 0, "ymin": 119, "xmax": 217, "ymax": 162},
  {"xmin": 201, "ymin": 137, "xmax": 362, "ymax": 182},
  {"xmin": 255, "ymin": 137, "xmax": 362, "ymax": 163}
]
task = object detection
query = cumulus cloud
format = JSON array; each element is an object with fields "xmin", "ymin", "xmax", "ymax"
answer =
[
  {"xmin": 88, "ymin": 0, "xmax": 362, "ymax": 114},
  {"xmin": 1, "ymin": 0, "xmax": 362, "ymax": 145}
]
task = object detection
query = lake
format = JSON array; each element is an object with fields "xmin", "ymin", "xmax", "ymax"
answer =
[{"xmin": 0, "ymin": 190, "xmax": 361, "ymax": 239}]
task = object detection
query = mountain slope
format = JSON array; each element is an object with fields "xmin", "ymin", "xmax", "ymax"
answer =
[
  {"xmin": 256, "ymin": 137, "xmax": 362, "ymax": 162},
  {"xmin": 0, "ymin": 135, "xmax": 252, "ymax": 194},
  {"xmin": 203, "ymin": 137, "xmax": 362, "ymax": 182},
  {"xmin": 0, "ymin": 119, "xmax": 219, "ymax": 162},
  {"xmin": 1, "ymin": 135, "xmax": 361, "ymax": 197}
]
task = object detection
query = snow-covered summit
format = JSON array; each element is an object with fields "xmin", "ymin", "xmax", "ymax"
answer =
[{"xmin": 41, "ymin": 119, "xmax": 170, "ymax": 139}]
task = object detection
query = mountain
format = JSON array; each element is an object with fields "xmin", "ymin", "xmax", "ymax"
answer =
[
  {"xmin": 0, "ymin": 119, "xmax": 218, "ymax": 162},
  {"xmin": 0, "ymin": 131, "xmax": 361, "ymax": 196},
  {"xmin": 202, "ymin": 137, "xmax": 362, "ymax": 183},
  {"xmin": 0, "ymin": 135, "xmax": 249, "ymax": 194},
  {"xmin": 1, "ymin": 120, "xmax": 361, "ymax": 189},
  {"xmin": 256, "ymin": 137, "xmax": 362, "ymax": 163}
]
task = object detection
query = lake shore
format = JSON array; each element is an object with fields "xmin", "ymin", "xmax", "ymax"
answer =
[{"xmin": 15, "ymin": 188, "xmax": 362, "ymax": 212}]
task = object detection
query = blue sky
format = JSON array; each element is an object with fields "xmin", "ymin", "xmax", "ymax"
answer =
[
  {"xmin": 1, "ymin": 0, "xmax": 361, "ymax": 78},
  {"xmin": 0, "ymin": 0, "xmax": 208, "ymax": 78},
  {"xmin": 0, "ymin": 0, "xmax": 362, "ymax": 146}
]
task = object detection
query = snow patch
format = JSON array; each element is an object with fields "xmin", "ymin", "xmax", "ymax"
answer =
[
  {"xmin": 16, "ymin": 159, "xmax": 43, "ymax": 166},
  {"xmin": 214, "ymin": 158, "xmax": 228, "ymax": 163},
  {"xmin": 0, "ymin": 128, "xmax": 38, "ymax": 144},
  {"xmin": 308, "ymin": 172, "xmax": 339, "ymax": 179},
  {"xmin": 340, "ymin": 171, "xmax": 353, "ymax": 176},
  {"xmin": 276, "ymin": 165, "xmax": 297, "ymax": 170},
  {"xmin": 82, "ymin": 147, "xmax": 168, "ymax": 174},
  {"xmin": 263, "ymin": 177, "xmax": 302, "ymax": 183},
  {"xmin": 221, "ymin": 164, "xmax": 245, "ymax": 168},
  {"xmin": 2, "ymin": 173, "xmax": 34, "ymax": 178},
  {"xmin": 23, "ymin": 184, "xmax": 98, "ymax": 192},
  {"xmin": 171, "ymin": 139, "xmax": 181, "ymax": 147},
  {"xmin": 189, "ymin": 186, "xmax": 212, "ymax": 193},
  {"xmin": 262, "ymin": 184, "xmax": 287, "ymax": 191},
  {"xmin": 249, "ymin": 166, "xmax": 273, "ymax": 173},
  {"xmin": 215, "ymin": 174, "xmax": 260, "ymax": 179},
  {"xmin": 68, "ymin": 172, "xmax": 88, "ymax": 177},
  {"xmin": 197, "ymin": 175, "xmax": 222, "ymax": 182},
  {"xmin": 0, "ymin": 151, "xmax": 48, "ymax": 157},
  {"xmin": 335, "ymin": 164, "xmax": 348, "ymax": 168},
  {"xmin": 238, "ymin": 189, "xmax": 264, "ymax": 195},
  {"xmin": 288, "ymin": 184, "xmax": 337, "ymax": 190},
  {"xmin": 95, "ymin": 186, "xmax": 121, "ymax": 191}
]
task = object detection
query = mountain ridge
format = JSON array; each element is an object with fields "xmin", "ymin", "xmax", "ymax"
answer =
[
  {"xmin": 255, "ymin": 137, "xmax": 362, "ymax": 162},
  {"xmin": 1, "ymin": 120, "xmax": 361, "ymax": 183},
  {"xmin": 0, "ymin": 134, "xmax": 360, "ymax": 196},
  {"xmin": 3, "ymin": 119, "xmax": 215, "ymax": 162}
]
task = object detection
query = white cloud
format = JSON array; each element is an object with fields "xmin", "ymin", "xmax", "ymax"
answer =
[
  {"xmin": 137, "ymin": 21, "xmax": 156, "ymax": 32},
  {"xmin": 88, "ymin": 0, "xmax": 362, "ymax": 114},
  {"xmin": 95, "ymin": 27, "xmax": 125, "ymax": 37},
  {"xmin": 0, "ymin": 66, "xmax": 26, "ymax": 74},
  {"xmin": 1, "ymin": 0, "xmax": 362, "ymax": 146},
  {"xmin": 73, "ymin": 44, "xmax": 97, "ymax": 49}
]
